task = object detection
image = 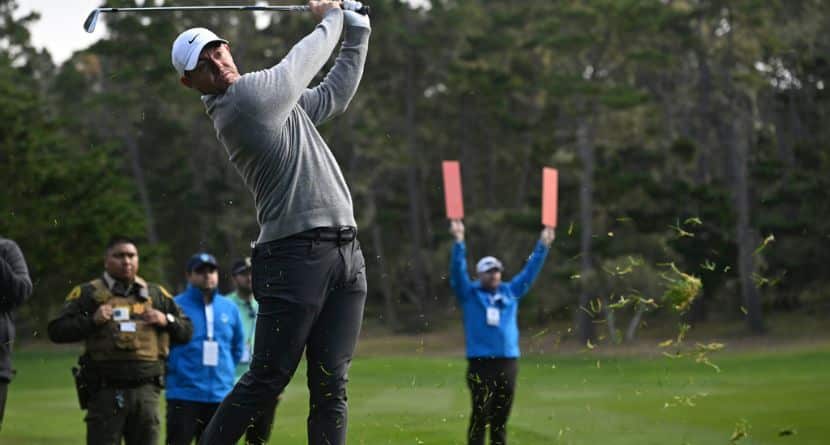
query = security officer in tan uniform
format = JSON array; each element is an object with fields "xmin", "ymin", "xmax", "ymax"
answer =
[{"xmin": 48, "ymin": 236, "xmax": 192, "ymax": 445}]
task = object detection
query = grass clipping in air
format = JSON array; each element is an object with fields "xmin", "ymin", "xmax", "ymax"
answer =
[
  {"xmin": 660, "ymin": 262, "xmax": 702, "ymax": 313},
  {"xmin": 657, "ymin": 264, "xmax": 724, "ymax": 370}
]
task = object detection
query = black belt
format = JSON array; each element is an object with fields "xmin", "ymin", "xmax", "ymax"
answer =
[{"xmin": 290, "ymin": 226, "xmax": 357, "ymax": 244}]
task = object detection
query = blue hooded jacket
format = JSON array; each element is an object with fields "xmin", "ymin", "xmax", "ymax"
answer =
[
  {"xmin": 450, "ymin": 240, "xmax": 550, "ymax": 358},
  {"xmin": 166, "ymin": 284, "xmax": 245, "ymax": 403}
]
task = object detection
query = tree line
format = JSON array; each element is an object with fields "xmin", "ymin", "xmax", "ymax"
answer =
[{"xmin": 1, "ymin": 0, "xmax": 828, "ymax": 343}]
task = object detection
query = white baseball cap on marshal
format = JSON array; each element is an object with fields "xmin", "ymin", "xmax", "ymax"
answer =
[
  {"xmin": 171, "ymin": 27, "xmax": 228, "ymax": 77},
  {"xmin": 476, "ymin": 256, "xmax": 504, "ymax": 274}
]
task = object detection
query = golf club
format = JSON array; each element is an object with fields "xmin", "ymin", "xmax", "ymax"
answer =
[{"xmin": 84, "ymin": 2, "xmax": 371, "ymax": 33}]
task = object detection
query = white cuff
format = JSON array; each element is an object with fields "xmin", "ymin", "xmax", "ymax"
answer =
[{"xmin": 343, "ymin": 2, "xmax": 371, "ymax": 29}]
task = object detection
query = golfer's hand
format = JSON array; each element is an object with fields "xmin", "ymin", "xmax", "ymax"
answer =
[
  {"xmin": 310, "ymin": 0, "xmax": 341, "ymax": 20},
  {"xmin": 450, "ymin": 220, "xmax": 465, "ymax": 242},
  {"xmin": 541, "ymin": 227, "xmax": 556, "ymax": 247},
  {"xmin": 143, "ymin": 309, "xmax": 168, "ymax": 327},
  {"xmin": 93, "ymin": 304, "xmax": 113, "ymax": 325}
]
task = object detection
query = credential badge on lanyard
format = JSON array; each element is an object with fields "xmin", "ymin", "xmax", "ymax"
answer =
[
  {"xmin": 486, "ymin": 294, "xmax": 501, "ymax": 327},
  {"xmin": 203, "ymin": 303, "xmax": 219, "ymax": 367}
]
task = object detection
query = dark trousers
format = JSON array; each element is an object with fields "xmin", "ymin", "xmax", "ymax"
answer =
[
  {"xmin": 85, "ymin": 383, "xmax": 161, "ymax": 445},
  {"xmin": 166, "ymin": 399, "xmax": 219, "ymax": 445},
  {"xmin": 243, "ymin": 395, "xmax": 278, "ymax": 444},
  {"xmin": 199, "ymin": 233, "xmax": 367, "ymax": 445},
  {"xmin": 0, "ymin": 380, "xmax": 7, "ymax": 431},
  {"xmin": 466, "ymin": 358, "xmax": 518, "ymax": 445}
]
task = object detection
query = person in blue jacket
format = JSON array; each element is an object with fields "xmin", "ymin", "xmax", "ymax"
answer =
[
  {"xmin": 449, "ymin": 219, "xmax": 555, "ymax": 445},
  {"xmin": 165, "ymin": 253, "xmax": 245, "ymax": 445}
]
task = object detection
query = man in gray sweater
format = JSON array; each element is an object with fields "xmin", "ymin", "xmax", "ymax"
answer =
[
  {"xmin": 0, "ymin": 237, "xmax": 32, "ymax": 430},
  {"xmin": 171, "ymin": 1, "xmax": 370, "ymax": 443}
]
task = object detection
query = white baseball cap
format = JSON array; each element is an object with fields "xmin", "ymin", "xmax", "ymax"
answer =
[
  {"xmin": 476, "ymin": 256, "xmax": 503, "ymax": 274},
  {"xmin": 171, "ymin": 27, "xmax": 228, "ymax": 77}
]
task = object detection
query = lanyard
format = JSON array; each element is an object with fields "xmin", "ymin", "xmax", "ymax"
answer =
[
  {"xmin": 205, "ymin": 303, "xmax": 214, "ymax": 340},
  {"xmin": 487, "ymin": 293, "xmax": 503, "ymax": 307}
]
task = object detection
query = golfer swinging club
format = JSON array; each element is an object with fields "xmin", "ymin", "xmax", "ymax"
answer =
[{"xmin": 171, "ymin": 1, "xmax": 370, "ymax": 443}]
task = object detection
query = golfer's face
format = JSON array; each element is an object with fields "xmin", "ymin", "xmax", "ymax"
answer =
[{"xmin": 187, "ymin": 43, "xmax": 240, "ymax": 94}]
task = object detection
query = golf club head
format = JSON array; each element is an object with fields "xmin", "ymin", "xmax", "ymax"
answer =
[{"xmin": 83, "ymin": 9, "xmax": 100, "ymax": 33}]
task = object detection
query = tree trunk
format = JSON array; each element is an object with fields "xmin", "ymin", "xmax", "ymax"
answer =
[
  {"xmin": 694, "ymin": 43, "xmax": 714, "ymax": 185},
  {"xmin": 602, "ymin": 296, "xmax": 620, "ymax": 344},
  {"xmin": 459, "ymin": 93, "xmax": 478, "ymax": 211},
  {"xmin": 403, "ymin": 39, "xmax": 427, "ymax": 318},
  {"xmin": 366, "ymin": 188, "xmax": 398, "ymax": 329},
  {"xmin": 773, "ymin": 106, "xmax": 795, "ymax": 169},
  {"xmin": 719, "ymin": 8, "xmax": 764, "ymax": 334},
  {"xmin": 576, "ymin": 116, "xmax": 596, "ymax": 344},
  {"xmin": 731, "ymin": 117, "xmax": 765, "ymax": 333},
  {"xmin": 625, "ymin": 305, "xmax": 646, "ymax": 342},
  {"xmin": 99, "ymin": 66, "xmax": 166, "ymax": 282}
]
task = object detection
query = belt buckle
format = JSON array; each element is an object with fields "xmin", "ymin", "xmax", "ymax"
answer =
[{"xmin": 337, "ymin": 227, "xmax": 354, "ymax": 243}]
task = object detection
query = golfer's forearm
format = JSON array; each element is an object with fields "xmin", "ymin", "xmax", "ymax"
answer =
[
  {"xmin": 263, "ymin": 8, "xmax": 343, "ymax": 111},
  {"xmin": 300, "ymin": 25, "xmax": 369, "ymax": 123},
  {"xmin": 329, "ymin": 24, "xmax": 371, "ymax": 106}
]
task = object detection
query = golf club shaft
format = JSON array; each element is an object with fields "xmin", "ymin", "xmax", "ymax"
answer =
[
  {"xmin": 96, "ymin": 5, "xmax": 310, "ymax": 13},
  {"xmin": 84, "ymin": 3, "xmax": 370, "ymax": 33}
]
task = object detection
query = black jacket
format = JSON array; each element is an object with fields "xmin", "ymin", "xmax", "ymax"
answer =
[{"xmin": 0, "ymin": 238, "xmax": 33, "ymax": 382}]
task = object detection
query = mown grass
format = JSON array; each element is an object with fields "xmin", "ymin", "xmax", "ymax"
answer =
[{"xmin": 2, "ymin": 344, "xmax": 828, "ymax": 444}]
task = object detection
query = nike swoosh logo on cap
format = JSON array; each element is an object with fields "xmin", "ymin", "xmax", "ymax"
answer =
[{"xmin": 188, "ymin": 33, "xmax": 200, "ymax": 44}]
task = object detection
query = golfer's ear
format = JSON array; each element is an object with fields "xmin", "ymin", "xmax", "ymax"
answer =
[{"xmin": 180, "ymin": 76, "xmax": 192, "ymax": 88}]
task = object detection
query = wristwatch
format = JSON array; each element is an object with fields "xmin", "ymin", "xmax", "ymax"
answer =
[{"xmin": 166, "ymin": 313, "xmax": 176, "ymax": 324}]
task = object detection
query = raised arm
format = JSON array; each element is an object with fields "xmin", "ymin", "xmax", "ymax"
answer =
[
  {"xmin": 0, "ymin": 239, "xmax": 32, "ymax": 313},
  {"xmin": 236, "ymin": 3, "xmax": 344, "ymax": 126},
  {"xmin": 507, "ymin": 228, "xmax": 555, "ymax": 299},
  {"xmin": 299, "ymin": 9, "xmax": 371, "ymax": 125},
  {"xmin": 449, "ymin": 220, "xmax": 473, "ymax": 301}
]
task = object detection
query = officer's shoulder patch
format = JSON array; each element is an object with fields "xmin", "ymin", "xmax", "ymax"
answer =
[{"xmin": 65, "ymin": 286, "xmax": 82, "ymax": 301}]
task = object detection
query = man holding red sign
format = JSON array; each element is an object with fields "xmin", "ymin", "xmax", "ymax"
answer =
[{"xmin": 448, "ymin": 220, "xmax": 555, "ymax": 445}]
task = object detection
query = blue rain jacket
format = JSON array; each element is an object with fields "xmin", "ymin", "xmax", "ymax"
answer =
[
  {"xmin": 450, "ymin": 241, "xmax": 550, "ymax": 358},
  {"xmin": 166, "ymin": 284, "xmax": 244, "ymax": 403}
]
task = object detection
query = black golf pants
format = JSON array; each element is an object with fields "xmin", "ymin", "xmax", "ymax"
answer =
[
  {"xmin": 466, "ymin": 358, "xmax": 518, "ymax": 445},
  {"xmin": 199, "ymin": 230, "xmax": 367, "ymax": 445}
]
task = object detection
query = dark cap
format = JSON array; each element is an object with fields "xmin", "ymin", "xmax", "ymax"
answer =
[
  {"xmin": 187, "ymin": 252, "xmax": 219, "ymax": 272},
  {"xmin": 231, "ymin": 257, "xmax": 252, "ymax": 275}
]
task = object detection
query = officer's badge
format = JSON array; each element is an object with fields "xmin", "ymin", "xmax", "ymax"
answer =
[
  {"xmin": 221, "ymin": 313, "xmax": 230, "ymax": 324},
  {"xmin": 66, "ymin": 286, "xmax": 82, "ymax": 301},
  {"xmin": 132, "ymin": 303, "xmax": 146, "ymax": 315}
]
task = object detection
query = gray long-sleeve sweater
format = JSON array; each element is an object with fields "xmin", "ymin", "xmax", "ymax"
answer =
[
  {"xmin": 0, "ymin": 237, "xmax": 32, "ymax": 381},
  {"xmin": 203, "ymin": 9, "xmax": 370, "ymax": 243}
]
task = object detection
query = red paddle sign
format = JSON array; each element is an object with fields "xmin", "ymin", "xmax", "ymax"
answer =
[
  {"xmin": 542, "ymin": 167, "xmax": 558, "ymax": 228},
  {"xmin": 442, "ymin": 161, "xmax": 464, "ymax": 219}
]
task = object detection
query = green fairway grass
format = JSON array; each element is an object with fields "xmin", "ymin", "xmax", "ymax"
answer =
[{"xmin": 2, "ymin": 345, "xmax": 828, "ymax": 444}]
